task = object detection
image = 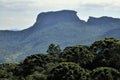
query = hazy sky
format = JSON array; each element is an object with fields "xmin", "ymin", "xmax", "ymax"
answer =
[{"xmin": 0, "ymin": 0, "xmax": 120, "ymax": 30}]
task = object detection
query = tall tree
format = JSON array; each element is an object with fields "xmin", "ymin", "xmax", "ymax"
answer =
[
  {"xmin": 14, "ymin": 54, "xmax": 58, "ymax": 76},
  {"xmin": 60, "ymin": 45, "xmax": 94, "ymax": 68},
  {"xmin": 91, "ymin": 38, "xmax": 120, "ymax": 69},
  {"xmin": 90, "ymin": 67, "xmax": 120, "ymax": 80},
  {"xmin": 91, "ymin": 37, "xmax": 120, "ymax": 54},
  {"xmin": 47, "ymin": 43, "xmax": 61, "ymax": 57},
  {"xmin": 47, "ymin": 62, "xmax": 90, "ymax": 80}
]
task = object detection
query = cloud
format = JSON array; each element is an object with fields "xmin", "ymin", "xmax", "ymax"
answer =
[
  {"xmin": 1, "ymin": 0, "xmax": 120, "ymax": 12},
  {"xmin": 0, "ymin": 0, "xmax": 120, "ymax": 30}
]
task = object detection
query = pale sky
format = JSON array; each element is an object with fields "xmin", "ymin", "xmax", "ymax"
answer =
[{"xmin": 0, "ymin": 0, "xmax": 120, "ymax": 30}]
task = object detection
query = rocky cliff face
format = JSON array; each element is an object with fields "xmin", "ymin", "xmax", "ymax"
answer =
[
  {"xmin": 27, "ymin": 10, "xmax": 85, "ymax": 31},
  {"xmin": 36, "ymin": 10, "xmax": 82, "ymax": 25},
  {"xmin": 87, "ymin": 16, "xmax": 120, "ymax": 28},
  {"xmin": 0, "ymin": 10, "xmax": 120, "ymax": 63}
]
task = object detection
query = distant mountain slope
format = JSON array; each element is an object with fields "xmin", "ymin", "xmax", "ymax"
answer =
[
  {"xmin": 0, "ymin": 10, "xmax": 120, "ymax": 63},
  {"xmin": 101, "ymin": 28, "xmax": 120, "ymax": 38}
]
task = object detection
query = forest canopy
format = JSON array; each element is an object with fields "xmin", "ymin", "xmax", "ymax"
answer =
[{"xmin": 0, "ymin": 37, "xmax": 120, "ymax": 80}]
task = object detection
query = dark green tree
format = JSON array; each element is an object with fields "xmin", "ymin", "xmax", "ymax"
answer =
[
  {"xmin": 0, "ymin": 69, "xmax": 13, "ymax": 80},
  {"xmin": 47, "ymin": 43, "xmax": 61, "ymax": 57},
  {"xmin": 60, "ymin": 45, "xmax": 94, "ymax": 67},
  {"xmin": 90, "ymin": 67, "xmax": 120, "ymax": 80},
  {"xmin": 91, "ymin": 37, "xmax": 120, "ymax": 54},
  {"xmin": 91, "ymin": 38, "xmax": 120, "ymax": 69},
  {"xmin": 0, "ymin": 63, "xmax": 16, "ymax": 80},
  {"xmin": 108, "ymin": 45, "xmax": 120, "ymax": 70},
  {"xmin": 47, "ymin": 62, "xmax": 90, "ymax": 80},
  {"xmin": 14, "ymin": 54, "xmax": 58, "ymax": 76},
  {"xmin": 26, "ymin": 72, "xmax": 47, "ymax": 80}
]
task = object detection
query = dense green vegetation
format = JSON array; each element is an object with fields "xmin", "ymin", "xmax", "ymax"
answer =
[{"xmin": 0, "ymin": 38, "xmax": 120, "ymax": 80}]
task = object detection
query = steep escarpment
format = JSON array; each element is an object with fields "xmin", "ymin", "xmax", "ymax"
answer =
[{"xmin": 0, "ymin": 10, "xmax": 120, "ymax": 63}]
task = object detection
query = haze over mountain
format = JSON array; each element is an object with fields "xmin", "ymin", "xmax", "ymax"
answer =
[{"xmin": 0, "ymin": 10, "xmax": 120, "ymax": 63}]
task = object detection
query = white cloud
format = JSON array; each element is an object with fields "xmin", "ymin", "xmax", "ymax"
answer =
[
  {"xmin": 0, "ymin": 0, "xmax": 120, "ymax": 30},
  {"xmin": 1, "ymin": 0, "xmax": 120, "ymax": 12}
]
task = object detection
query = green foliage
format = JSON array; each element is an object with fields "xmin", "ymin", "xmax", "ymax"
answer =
[
  {"xmin": 0, "ymin": 38, "xmax": 120, "ymax": 80},
  {"xmin": 90, "ymin": 67, "xmax": 120, "ymax": 80},
  {"xmin": 91, "ymin": 38, "xmax": 120, "ymax": 70},
  {"xmin": 60, "ymin": 45, "xmax": 94, "ymax": 66},
  {"xmin": 91, "ymin": 37, "xmax": 120, "ymax": 54},
  {"xmin": 0, "ymin": 63, "xmax": 16, "ymax": 71},
  {"xmin": 92, "ymin": 49, "xmax": 120, "ymax": 70},
  {"xmin": 15, "ymin": 54, "xmax": 59, "ymax": 76},
  {"xmin": 0, "ymin": 63, "xmax": 16, "ymax": 80},
  {"xmin": 47, "ymin": 62, "xmax": 90, "ymax": 80},
  {"xmin": 26, "ymin": 72, "xmax": 47, "ymax": 80},
  {"xmin": 47, "ymin": 43, "xmax": 61, "ymax": 57},
  {"xmin": 0, "ymin": 69, "xmax": 11, "ymax": 78}
]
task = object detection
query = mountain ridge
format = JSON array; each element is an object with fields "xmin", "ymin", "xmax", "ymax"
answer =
[{"xmin": 0, "ymin": 10, "xmax": 120, "ymax": 63}]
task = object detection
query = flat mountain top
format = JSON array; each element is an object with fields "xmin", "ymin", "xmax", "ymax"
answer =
[{"xmin": 0, "ymin": 10, "xmax": 120, "ymax": 63}]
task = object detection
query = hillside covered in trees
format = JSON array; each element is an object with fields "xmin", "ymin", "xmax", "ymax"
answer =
[
  {"xmin": 0, "ymin": 37, "xmax": 120, "ymax": 80},
  {"xmin": 1, "ymin": 10, "xmax": 120, "ymax": 63}
]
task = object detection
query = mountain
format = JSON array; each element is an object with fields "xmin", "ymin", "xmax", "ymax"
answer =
[{"xmin": 0, "ymin": 10, "xmax": 120, "ymax": 63}]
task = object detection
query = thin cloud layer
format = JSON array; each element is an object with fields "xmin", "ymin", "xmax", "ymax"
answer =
[{"xmin": 0, "ymin": 0, "xmax": 120, "ymax": 30}]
